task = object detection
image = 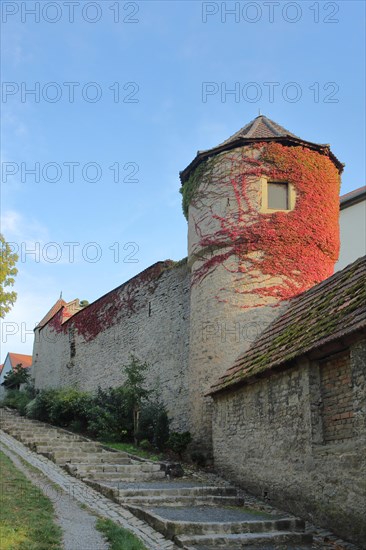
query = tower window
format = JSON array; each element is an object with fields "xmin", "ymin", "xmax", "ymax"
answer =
[{"xmin": 267, "ymin": 182, "xmax": 289, "ymax": 210}]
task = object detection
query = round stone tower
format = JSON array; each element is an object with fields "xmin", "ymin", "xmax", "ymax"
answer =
[{"xmin": 180, "ymin": 115, "xmax": 343, "ymax": 455}]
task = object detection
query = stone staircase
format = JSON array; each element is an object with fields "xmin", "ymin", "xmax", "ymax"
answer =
[
  {"xmin": 0, "ymin": 410, "xmax": 164, "ymax": 481},
  {"xmin": 0, "ymin": 408, "xmax": 313, "ymax": 549}
]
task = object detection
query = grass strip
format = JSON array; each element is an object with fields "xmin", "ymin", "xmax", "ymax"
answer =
[
  {"xmin": 96, "ymin": 517, "xmax": 147, "ymax": 550},
  {"xmin": 102, "ymin": 441, "xmax": 162, "ymax": 462},
  {"xmin": 0, "ymin": 450, "xmax": 63, "ymax": 550}
]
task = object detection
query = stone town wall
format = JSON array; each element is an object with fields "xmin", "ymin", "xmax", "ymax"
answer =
[
  {"xmin": 31, "ymin": 262, "xmax": 191, "ymax": 432},
  {"xmin": 187, "ymin": 145, "xmax": 296, "ymax": 452},
  {"xmin": 211, "ymin": 338, "xmax": 366, "ymax": 545}
]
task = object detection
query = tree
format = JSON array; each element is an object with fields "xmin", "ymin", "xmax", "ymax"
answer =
[
  {"xmin": 0, "ymin": 234, "xmax": 18, "ymax": 318},
  {"xmin": 122, "ymin": 354, "xmax": 151, "ymax": 445},
  {"xmin": 3, "ymin": 363, "xmax": 30, "ymax": 389}
]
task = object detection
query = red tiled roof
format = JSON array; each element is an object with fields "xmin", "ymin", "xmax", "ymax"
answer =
[
  {"xmin": 209, "ymin": 256, "xmax": 366, "ymax": 396},
  {"xmin": 0, "ymin": 364, "xmax": 3, "ymax": 374},
  {"xmin": 36, "ymin": 299, "xmax": 67, "ymax": 328},
  {"xmin": 8, "ymin": 353, "xmax": 32, "ymax": 369}
]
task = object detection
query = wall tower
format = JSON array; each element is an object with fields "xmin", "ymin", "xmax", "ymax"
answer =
[{"xmin": 180, "ymin": 115, "xmax": 343, "ymax": 454}]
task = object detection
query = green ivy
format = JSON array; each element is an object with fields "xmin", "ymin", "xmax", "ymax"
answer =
[{"xmin": 180, "ymin": 157, "xmax": 216, "ymax": 219}]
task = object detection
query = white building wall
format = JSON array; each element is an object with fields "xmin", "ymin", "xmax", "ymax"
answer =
[
  {"xmin": 0, "ymin": 355, "xmax": 12, "ymax": 399},
  {"xmin": 336, "ymin": 199, "xmax": 366, "ymax": 271}
]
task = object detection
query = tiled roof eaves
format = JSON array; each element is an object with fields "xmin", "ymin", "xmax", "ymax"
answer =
[
  {"xmin": 180, "ymin": 136, "xmax": 343, "ymax": 184},
  {"xmin": 340, "ymin": 186, "xmax": 366, "ymax": 209},
  {"xmin": 209, "ymin": 321, "xmax": 366, "ymax": 397}
]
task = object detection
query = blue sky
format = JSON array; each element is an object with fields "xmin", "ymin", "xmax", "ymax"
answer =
[{"xmin": 1, "ymin": 0, "xmax": 365, "ymax": 359}]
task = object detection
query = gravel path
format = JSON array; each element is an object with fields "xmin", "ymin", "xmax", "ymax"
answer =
[
  {"xmin": 1, "ymin": 442, "xmax": 109, "ymax": 550},
  {"xmin": 0, "ymin": 430, "xmax": 177, "ymax": 550}
]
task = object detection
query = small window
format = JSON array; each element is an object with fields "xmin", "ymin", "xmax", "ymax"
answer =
[{"xmin": 267, "ymin": 182, "xmax": 289, "ymax": 210}]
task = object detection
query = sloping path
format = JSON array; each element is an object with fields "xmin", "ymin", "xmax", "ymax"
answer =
[
  {"xmin": 1, "ymin": 442, "xmax": 109, "ymax": 550},
  {"xmin": 0, "ymin": 410, "xmax": 360, "ymax": 550},
  {"xmin": 0, "ymin": 430, "xmax": 177, "ymax": 550}
]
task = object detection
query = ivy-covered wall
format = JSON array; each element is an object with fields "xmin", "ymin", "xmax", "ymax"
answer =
[
  {"xmin": 186, "ymin": 142, "xmax": 340, "ymax": 452},
  {"xmin": 32, "ymin": 261, "xmax": 191, "ymax": 432}
]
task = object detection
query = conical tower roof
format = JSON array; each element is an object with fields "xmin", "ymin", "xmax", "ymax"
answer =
[
  {"xmin": 180, "ymin": 115, "xmax": 343, "ymax": 183},
  {"xmin": 215, "ymin": 115, "xmax": 299, "ymax": 146}
]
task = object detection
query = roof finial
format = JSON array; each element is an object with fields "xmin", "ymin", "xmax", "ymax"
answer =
[
  {"xmin": 60, "ymin": 291, "xmax": 63, "ymax": 299},
  {"xmin": 258, "ymin": 108, "xmax": 261, "ymax": 116}
]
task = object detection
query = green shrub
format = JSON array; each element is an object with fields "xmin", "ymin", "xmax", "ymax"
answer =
[
  {"xmin": 136, "ymin": 402, "xmax": 170, "ymax": 450},
  {"xmin": 154, "ymin": 407, "xmax": 170, "ymax": 450},
  {"xmin": 91, "ymin": 386, "xmax": 133, "ymax": 440},
  {"xmin": 3, "ymin": 364, "xmax": 31, "ymax": 389},
  {"xmin": 47, "ymin": 388, "xmax": 92, "ymax": 430},
  {"xmin": 167, "ymin": 431, "xmax": 192, "ymax": 458},
  {"xmin": 26, "ymin": 388, "xmax": 59, "ymax": 422},
  {"xmin": 139, "ymin": 439, "xmax": 152, "ymax": 450},
  {"xmin": 191, "ymin": 451, "xmax": 206, "ymax": 467},
  {"xmin": 2, "ymin": 389, "xmax": 32, "ymax": 416}
]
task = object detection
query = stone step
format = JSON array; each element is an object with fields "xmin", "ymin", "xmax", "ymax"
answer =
[
  {"xmin": 127, "ymin": 507, "xmax": 305, "ymax": 538},
  {"xmin": 76, "ymin": 458, "xmax": 132, "ymax": 467},
  {"xmin": 69, "ymin": 453, "xmax": 130, "ymax": 464},
  {"xmin": 2, "ymin": 427, "xmax": 52, "ymax": 436},
  {"xmin": 175, "ymin": 531, "xmax": 313, "ymax": 548},
  {"xmin": 36, "ymin": 442, "xmax": 102, "ymax": 453},
  {"xmin": 26, "ymin": 436, "xmax": 87, "ymax": 445},
  {"xmin": 5, "ymin": 430, "xmax": 84, "ymax": 443},
  {"xmin": 51, "ymin": 454, "xmax": 95, "ymax": 465},
  {"xmin": 85, "ymin": 469, "xmax": 166, "ymax": 480},
  {"xmin": 74, "ymin": 462, "xmax": 161, "ymax": 474},
  {"xmin": 27, "ymin": 439, "xmax": 85, "ymax": 449},
  {"xmin": 118, "ymin": 486, "xmax": 238, "ymax": 498},
  {"xmin": 55, "ymin": 452, "xmax": 130, "ymax": 465},
  {"xmin": 118, "ymin": 495, "xmax": 245, "ymax": 507}
]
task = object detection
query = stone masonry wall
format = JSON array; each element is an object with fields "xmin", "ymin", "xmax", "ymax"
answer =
[
  {"xmin": 187, "ymin": 145, "xmax": 297, "ymax": 452},
  {"xmin": 319, "ymin": 350, "xmax": 355, "ymax": 443},
  {"xmin": 212, "ymin": 338, "xmax": 366, "ymax": 545},
  {"xmin": 32, "ymin": 262, "xmax": 191, "ymax": 432}
]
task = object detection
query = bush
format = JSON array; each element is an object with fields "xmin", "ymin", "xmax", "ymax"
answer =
[
  {"xmin": 47, "ymin": 388, "xmax": 92, "ymax": 430},
  {"xmin": 139, "ymin": 439, "xmax": 152, "ymax": 450},
  {"xmin": 2, "ymin": 389, "xmax": 32, "ymax": 416},
  {"xmin": 137, "ymin": 402, "xmax": 170, "ymax": 450},
  {"xmin": 191, "ymin": 451, "xmax": 206, "ymax": 467},
  {"xmin": 26, "ymin": 388, "xmax": 58, "ymax": 422},
  {"xmin": 3, "ymin": 364, "xmax": 31, "ymax": 389},
  {"xmin": 91, "ymin": 386, "xmax": 133, "ymax": 440},
  {"xmin": 167, "ymin": 431, "xmax": 192, "ymax": 458}
]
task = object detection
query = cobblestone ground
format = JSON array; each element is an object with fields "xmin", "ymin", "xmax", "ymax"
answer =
[{"xmin": 0, "ymin": 430, "xmax": 177, "ymax": 550}]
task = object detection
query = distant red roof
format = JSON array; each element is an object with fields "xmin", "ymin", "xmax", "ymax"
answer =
[{"xmin": 8, "ymin": 353, "xmax": 32, "ymax": 370}]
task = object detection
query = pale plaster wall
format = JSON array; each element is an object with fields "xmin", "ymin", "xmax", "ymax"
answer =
[{"xmin": 336, "ymin": 199, "xmax": 366, "ymax": 270}]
